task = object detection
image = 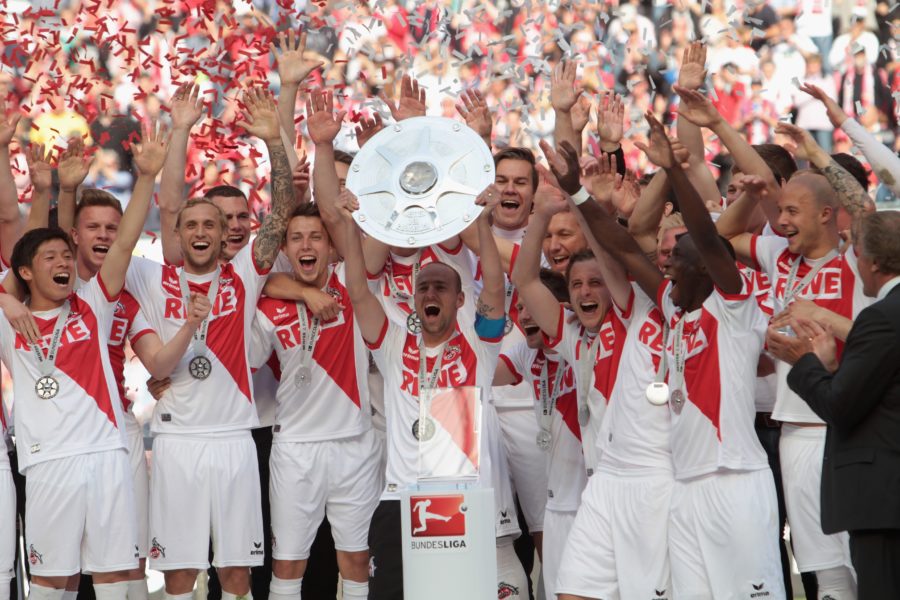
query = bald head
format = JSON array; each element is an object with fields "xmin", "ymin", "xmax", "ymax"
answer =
[
  {"xmin": 418, "ymin": 262, "xmax": 462, "ymax": 293},
  {"xmin": 789, "ymin": 171, "xmax": 839, "ymax": 211}
]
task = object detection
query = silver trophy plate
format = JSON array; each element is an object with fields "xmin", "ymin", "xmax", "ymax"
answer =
[{"xmin": 346, "ymin": 116, "xmax": 495, "ymax": 248}]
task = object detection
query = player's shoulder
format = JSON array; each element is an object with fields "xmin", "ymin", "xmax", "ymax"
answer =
[{"xmin": 256, "ymin": 296, "xmax": 297, "ymax": 324}]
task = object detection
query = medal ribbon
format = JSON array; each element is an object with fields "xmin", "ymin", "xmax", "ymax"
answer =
[
  {"xmin": 781, "ymin": 248, "xmax": 839, "ymax": 310},
  {"xmin": 576, "ymin": 332, "xmax": 601, "ymax": 423},
  {"xmin": 670, "ymin": 316, "xmax": 687, "ymax": 396},
  {"xmin": 416, "ymin": 338, "xmax": 446, "ymax": 442},
  {"xmin": 538, "ymin": 353, "xmax": 566, "ymax": 435},
  {"xmin": 31, "ymin": 301, "xmax": 71, "ymax": 378},
  {"xmin": 178, "ymin": 267, "xmax": 220, "ymax": 358},
  {"xmin": 295, "ymin": 266, "xmax": 333, "ymax": 374},
  {"xmin": 652, "ymin": 322, "xmax": 671, "ymax": 385}
]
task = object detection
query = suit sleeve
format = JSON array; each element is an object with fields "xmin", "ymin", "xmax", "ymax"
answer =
[{"xmin": 787, "ymin": 306, "xmax": 900, "ymax": 432}]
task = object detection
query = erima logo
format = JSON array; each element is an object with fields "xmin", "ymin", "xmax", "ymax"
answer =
[
  {"xmin": 750, "ymin": 582, "xmax": 770, "ymax": 598},
  {"xmin": 654, "ymin": 589, "xmax": 669, "ymax": 599},
  {"xmin": 250, "ymin": 541, "xmax": 264, "ymax": 556},
  {"xmin": 498, "ymin": 582, "xmax": 519, "ymax": 598}
]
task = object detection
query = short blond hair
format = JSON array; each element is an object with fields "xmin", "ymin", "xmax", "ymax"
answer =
[
  {"xmin": 657, "ymin": 213, "xmax": 686, "ymax": 246},
  {"xmin": 175, "ymin": 197, "xmax": 228, "ymax": 232}
]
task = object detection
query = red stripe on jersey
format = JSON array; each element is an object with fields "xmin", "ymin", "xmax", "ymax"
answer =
[
  {"xmin": 400, "ymin": 329, "xmax": 477, "ymax": 396},
  {"xmin": 528, "ymin": 352, "xmax": 580, "ymax": 440},
  {"xmin": 161, "ymin": 264, "xmax": 254, "ymax": 403},
  {"xmin": 266, "ymin": 351, "xmax": 281, "ymax": 382},
  {"xmin": 431, "ymin": 387, "xmax": 480, "ymax": 465},
  {"xmin": 681, "ymin": 308, "xmax": 723, "ymax": 440},
  {"xmin": 379, "ymin": 248, "xmax": 448, "ymax": 300},
  {"xmin": 577, "ymin": 311, "xmax": 627, "ymax": 403},
  {"xmin": 498, "ymin": 354, "xmax": 523, "ymax": 385},
  {"xmin": 107, "ymin": 291, "xmax": 144, "ymax": 411},
  {"xmin": 18, "ymin": 296, "xmax": 118, "ymax": 427}
]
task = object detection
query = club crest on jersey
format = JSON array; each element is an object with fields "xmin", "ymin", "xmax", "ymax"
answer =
[
  {"xmin": 443, "ymin": 344, "xmax": 460, "ymax": 362},
  {"xmin": 28, "ymin": 545, "xmax": 42, "ymax": 565},
  {"xmin": 149, "ymin": 537, "xmax": 166, "ymax": 559},
  {"xmin": 497, "ymin": 582, "xmax": 519, "ymax": 598}
]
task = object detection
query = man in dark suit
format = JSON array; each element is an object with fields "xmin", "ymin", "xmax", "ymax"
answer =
[{"xmin": 766, "ymin": 210, "xmax": 900, "ymax": 599}]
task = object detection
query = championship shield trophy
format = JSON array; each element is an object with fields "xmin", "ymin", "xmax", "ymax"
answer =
[
  {"xmin": 398, "ymin": 385, "xmax": 497, "ymax": 599},
  {"xmin": 346, "ymin": 116, "xmax": 495, "ymax": 247}
]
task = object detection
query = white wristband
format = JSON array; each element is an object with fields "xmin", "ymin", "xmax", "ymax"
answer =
[{"xmin": 571, "ymin": 187, "xmax": 591, "ymax": 205}]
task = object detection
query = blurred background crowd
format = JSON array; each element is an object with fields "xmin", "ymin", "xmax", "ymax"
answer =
[{"xmin": 2, "ymin": 0, "xmax": 899, "ymax": 221}]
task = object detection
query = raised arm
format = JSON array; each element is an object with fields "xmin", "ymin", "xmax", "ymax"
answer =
[
  {"xmin": 306, "ymin": 89, "xmax": 346, "ymax": 228},
  {"xmin": 271, "ymin": 29, "xmax": 324, "ymax": 147},
  {"xmin": 0, "ymin": 98, "xmax": 22, "ymax": 265},
  {"xmin": 456, "ymin": 89, "xmax": 493, "ymax": 149},
  {"xmin": 637, "ymin": 111, "xmax": 742, "ymax": 294},
  {"xmin": 775, "ymin": 121, "xmax": 876, "ymax": 225},
  {"xmin": 675, "ymin": 85, "xmax": 781, "ymax": 227},
  {"xmin": 133, "ymin": 293, "xmax": 210, "ymax": 379},
  {"xmin": 715, "ymin": 175, "xmax": 770, "ymax": 268},
  {"xmin": 509, "ymin": 172, "xmax": 569, "ymax": 337},
  {"xmin": 473, "ymin": 187, "xmax": 505, "ymax": 320},
  {"xmin": 335, "ymin": 190, "xmax": 387, "ymax": 344},
  {"xmin": 56, "ymin": 137, "xmax": 93, "ymax": 233},
  {"xmin": 24, "ymin": 144, "xmax": 52, "ymax": 231},
  {"xmin": 100, "ymin": 121, "xmax": 169, "ymax": 297},
  {"xmin": 550, "ymin": 60, "xmax": 582, "ymax": 155},
  {"xmin": 237, "ymin": 87, "xmax": 297, "ymax": 272},
  {"xmin": 159, "ymin": 82, "xmax": 204, "ymax": 265}
]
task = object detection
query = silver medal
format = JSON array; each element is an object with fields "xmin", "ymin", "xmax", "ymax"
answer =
[
  {"xmin": 189, "ymin": 356, "xmax": 212, "ymax": 380},
  {"xmin": 412, "ymin": 417, "xmax": 436, "ymax": 441},
  {"xmin": 646, "ymin": 382, "xmax": 670, "ymax": 406},
  {"xmin": 35, "ymin": 375, "xmax": 59, "ymax": 400},
  {"xmin": 536, "ymin": 429, "xmax": 552, "ymax": 451},
  {"xmin": 670, "ymin": 389, "xmax": 685, "ymax": 414},
  {"xmin": 295, "ymin": 366, "xmax": 312, "ymax": 387},
  {"xmin": 406, "ymin": 312, "xmax": 422, "ymax": 334},
  {"xmin": 578, "ymin": 404, "xmax": 590, "ymax": 426}
]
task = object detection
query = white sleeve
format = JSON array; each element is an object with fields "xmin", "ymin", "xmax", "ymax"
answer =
[
  {"xmin": 250, "ymin": 311, "xmax": 276, "ymax": 370},
  {"xmin": 750, "ymin": 234, "xmax": 788, "ymax": 281},
  {"xmin": 541, "ymin": 304, "xmax": 581, "ymax": 366},
  {"xmin": 230, "ymin": 242, "xmax": 271, "ymax": 304},
  {"xmin": 840, "ymin": 118, "xmax": 900, "ymax": 195},
  {"xmin": 124, "ymin": 256, "xmax": 163, "ymax": 312},
  {"xmin": 368, "ymin": 321, "xmax": 405, "ymax": 376}
]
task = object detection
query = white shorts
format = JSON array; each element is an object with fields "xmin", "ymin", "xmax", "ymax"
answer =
[
  {"xmin": 556, "ymin": 470, "xmax": 673, "ymax": 599},
  {"xmin": 541, "ymin": 508, "xmax": 576, "ymax": 600},
  {"xmin": 149, "ymin": 433, "xmax": 263, "ymax": 570},
  {"xmin": 669, "ymin": 469, "xmax": 785, "ymax": 600},
  {"xmin": 483, "ymin": 404, "xmax": 521, "ymax": 539},
  {"xmin": 496, "ymin": 407, "xmax": 547, "ymax": 534},
  {"xmin": 125, "ymin": 415, "xmax": 149, "ymax": 558},
  {"xmin": 780, "ymin": 424, "xmax": 853, "ymax": 572},
  {"xmin": 25, "ymin": 450, "xmax": 139, "ymax": 576},
  {"xmin": 270, "ymin": 429, "xmax": 384, "ymax": 560},
  {"xmin": 0, "ymin": 469, "xmax": 14, "ymax": 586}
]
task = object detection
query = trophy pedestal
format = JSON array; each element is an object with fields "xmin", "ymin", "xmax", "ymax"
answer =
[{"xmin": 400, "ymin": 484, "xmax": 497, "ymax": 599}]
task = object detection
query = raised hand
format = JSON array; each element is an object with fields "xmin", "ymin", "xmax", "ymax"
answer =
[
  {"xmin": 673, "ymin": 85, "xmax": 723, "ymax": 129},
  {"xmin": 775, "ymin": 121, "xmax": 827, "ymax": 163},
  {"xmin": 474, "ymin": 183, "xmax": 504, "ymax": 213},
  {"xmin": 456, "ymin": 89, "xmax": 493, "ymax": 140},
  {"xmin": 303, "ymin": 287, "xmax": 343, "ymax": 321},
  {"xmin": 354, "ymin": 112, "xmax": 383, "ymax": 148},
  {"xmin": 670, "ymin": 137, "xmax": 691, "ymax": 169},
  {"xmin": 25, "ymin": 144, "xmax": 53, "ymax": 193},
  {"xmin": 571, "ymin": 95, "xmax": 592, "ymax": 133},
  {"xmin": 611, "ymin": 169, "xmax": 640, "ymax": 219},
  {"xmin": 533, "ymin": 164, "xmax": 571, "ymax": 218},
  {"xmin": 270, "ymin": 29, "xmax": 324, "ymax": 86},
  {"xmin": 735, "ymin": 173, "xmax": 770, "ymax": 200},
  {"xmin": 306, "ymin": 89, "xmax": 347, "ymax": 145},
  {"xmin": 585, "ymin": 152, "xmax": 619, "ymax": 204},
  {"xmin": 334, "ymin": 188, "xmax": 360, "ymax": 218},
  {"xmin": 169, "ymin": 82, "xmax": 204, "ymax": 130},
  {"xmin": 57, "ymin": 136, "xmax": 93, "ymax": 191},
  {"xmin": 0, "ymin": 294, "xmax": 40, "ymax": 344},
  {"xmin": 292, "ymin": 152, "xmax": 310, "ymax": 198},
  {"xmin": 799, "ymin": 82, "xmax": 848, "ymax": 129},
  {"xmin": 539, "ymin": 139, "xmax": 581, "ymax": 195},
  {"xmin": 379, "ymin": 74, "xmax": 426, "ymax": 121},
  {"xmin": 237, "ymin": 87, "xmax": 281, "ymax": 142},
  {"xmin": 186, "ymin": 292, "xmax": 212, "ymax": 327},
  {"xmin": 597, "ymin": 92, "xmax": 624, "ymax": 148},
  {"xmin": 132, "ymin": 120, "xmax": 171, "ymax": 176},
  {"xmin": 634, "ymin": 111, "xmax": 678, "ymax": 169},
  {"xmin": 0, "ymin": 96, "xmax": 21, "ymax": 147},
  {"xmin": 677, "ymin": 42, "xmax": 708, "ymax": 91},
  {"xmin": 550, "ymin": 60, "xmax": 579, "ymax": 113}
]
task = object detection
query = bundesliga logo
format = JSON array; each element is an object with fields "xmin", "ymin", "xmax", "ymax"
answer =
[{"xmin": 409, "ymin": 495, "xmax": 465, "ymax": 538}]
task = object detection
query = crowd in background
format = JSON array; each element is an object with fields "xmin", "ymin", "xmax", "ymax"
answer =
[{"xmin": 2, "ymin": 0, "xmax": 900, "ymax": 227}]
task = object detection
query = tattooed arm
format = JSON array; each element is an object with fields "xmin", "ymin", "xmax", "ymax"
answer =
[
  {"xmin": 237, "ymin": 87, "xmax": 297, "ymax": 271},
  {"xmin": 818, "ymin": 158, "xmax": 876, "ymax": 222}
]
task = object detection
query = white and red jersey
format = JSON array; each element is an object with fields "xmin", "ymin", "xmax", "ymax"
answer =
[
  {"xmin": 599, "ymin": 283, "xmax": 673, "ymax": 475},
  {"xmin": 499, "ymin": 344, "xmax": 586, "ymax": 511},
  {"xmin": 0, "ymin": 269, "xmax": 10, "ymax": 471},
  {"xmin": 76, "ymin": 276, "xmax": 155, "ymax": 413},
  {"xmin": 368, "ymin": 319, "xmax": 502, "ymax": 500},
  {"xmin": 751, "ymin": 235, "xmax": 872, "ymax": 423},
  {"xmin": 542, "ymin": 306, "xmax": 627, "ymax": 471},
  {"xmin": 252, "ymin": 263, "xmax": 372, "ymax": 442},
  {"xmin": 0, "ymin": 275, "xmax": 127, "ymax": 472},
  {"xmin": 657, "ymin": 277, "xmax": 770, "ymax": 480},
  {"xmin": 368, "ymin": 243, "xmax": 479, "ymax": 330},
  {"xmin": 124, "ymin": 243, "xmax": 270, "ymax": 434}
]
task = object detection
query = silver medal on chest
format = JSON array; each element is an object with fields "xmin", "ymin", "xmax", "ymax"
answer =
[
  {"xmin": 35, "ymin": 375, "xmax": 59, "ymax": 400},
  {"xmin": 189, "ymin": 356, "xmax": 212, "ymax": 380}
]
